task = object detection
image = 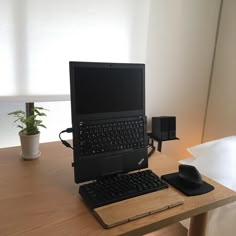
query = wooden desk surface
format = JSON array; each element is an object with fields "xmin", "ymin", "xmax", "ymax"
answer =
[{"xmin": 0, "ymin": 142, "xmax": 235, "ymax": 236}]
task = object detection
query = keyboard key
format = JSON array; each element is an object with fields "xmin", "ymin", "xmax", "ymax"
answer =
[{"xmin": 78, "ymin": 117, "xmax": 146, "ymax": 157}]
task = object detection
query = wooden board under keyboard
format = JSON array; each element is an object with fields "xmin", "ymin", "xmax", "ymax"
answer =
[{"xmin": 93, "ymin": 188, "xmax": 184, "ymax": 228}]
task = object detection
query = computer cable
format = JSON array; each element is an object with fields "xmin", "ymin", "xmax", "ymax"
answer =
[{"xmin": 59, "ymin": 128, "xmax": 74, "ymax": 149}]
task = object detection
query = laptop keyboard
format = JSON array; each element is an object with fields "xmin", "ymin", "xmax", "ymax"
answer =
[
  {"xmin": 79, "ymin": 169, "xmax": 168, "ymax": 208},
  {"xmin": 78, "ymin": 117, "xmax": 146, "ymax": 156}
]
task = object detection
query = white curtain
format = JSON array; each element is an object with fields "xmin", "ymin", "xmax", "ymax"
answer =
[{"xmin": 0, "ymin": 0, "xmax": 150, "ymax": 101}]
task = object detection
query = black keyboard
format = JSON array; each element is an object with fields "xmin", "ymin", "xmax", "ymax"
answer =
[
  {"xmin": 78, "ymin": 117, "xmax": 146, "ymax": 156},
  {"xmin": 79, "ymin": 169, "xmax": 168, "ymax": 208}
]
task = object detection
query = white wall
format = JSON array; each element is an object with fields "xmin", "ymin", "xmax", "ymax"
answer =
[
  {"xmin": 1, "ymin": 1, "xmax": 223, "ymax": 160},
  {"xmin": 203, "ymin": 0, "xmax": 236, "ymax": 142},
  {"xmin": 0, "ymin": 0, "xmax": 150, "ymax": 97},
  {"xmin": 0, "ymin": 0, "xmax": 150, "ymax": 148},
  {"xmin": 0, "ymin": 103, "xmax": 25, "ymax": 147},
  {"xmin": 145, "ymin": 0, "xmax": 221, "ymax": 159}
]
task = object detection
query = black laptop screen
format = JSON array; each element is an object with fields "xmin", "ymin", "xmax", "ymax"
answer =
[{"xmin": 72, "ymin": 63, "xmax": 144, "ymax": 115}]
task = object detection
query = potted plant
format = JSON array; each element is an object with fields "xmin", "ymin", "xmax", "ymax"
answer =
[{"xmin": 8, "ymin": 107, "xmax": 48, "ymax": 160}]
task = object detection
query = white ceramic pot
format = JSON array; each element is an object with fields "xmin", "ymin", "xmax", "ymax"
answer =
[{"xmin": 19, "ymin": 132, "xmax": 41, "ymax": 160}]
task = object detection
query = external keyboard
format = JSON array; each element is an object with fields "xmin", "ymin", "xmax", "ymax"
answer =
[{"xmin": 79, "ymin": 169, "xmax": 168, "ymax": 208}]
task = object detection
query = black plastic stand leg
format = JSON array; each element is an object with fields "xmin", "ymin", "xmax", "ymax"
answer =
[{"xmin": 157, "ymin": 141, "xmax": 162, "ymax": 152}]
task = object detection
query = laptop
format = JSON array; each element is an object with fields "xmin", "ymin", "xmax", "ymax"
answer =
[{"xmin": 69, "ymin": 61, "xmax": 148, "ymax": 184}]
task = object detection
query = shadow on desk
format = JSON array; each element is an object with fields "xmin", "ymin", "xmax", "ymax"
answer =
[{"xmin": 145, "ymin": 223, "xmax": 187, "ymax": 236}]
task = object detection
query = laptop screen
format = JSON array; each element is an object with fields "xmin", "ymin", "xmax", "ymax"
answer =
[
  {"xmin": 70, "ymin": 62, "xmax": 145, "ymax": 120},
  {"xmin": 74, "ymin": 67, "xmax": 143, "ymax": 115}
]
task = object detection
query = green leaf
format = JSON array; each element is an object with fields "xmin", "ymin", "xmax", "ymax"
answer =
[
  {"xmin": 8, "ymin": 106, "xmax": 48, "ymax": 135},
  {"xmin": 38, "ymin": 124, "xmax": 47, "ymax": 129}
]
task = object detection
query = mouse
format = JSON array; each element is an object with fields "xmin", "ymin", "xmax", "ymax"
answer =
[{"xmin": 179, "ymin": 164, "xmax": 203, "ymax": 186}]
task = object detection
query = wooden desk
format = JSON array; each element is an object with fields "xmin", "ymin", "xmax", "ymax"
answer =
[{"xmin": 0, "ymin": 142, "xmax": 235, "ymax": 236}]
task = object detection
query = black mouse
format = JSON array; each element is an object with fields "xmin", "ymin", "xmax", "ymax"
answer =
[{"xmin": 179, "ymin": 164, "xmax": 203, "ymax": 186}]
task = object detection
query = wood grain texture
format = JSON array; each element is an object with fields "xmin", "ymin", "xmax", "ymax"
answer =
[
  {"xmin": 188, "ymin": 212, "xmax": 208, "ymax": 236},
  {"xmin": 94, "ymin": 188, "xmax": 184, "ymax": 228},
  {"xmin": 144, "ymin": 223, "xmax": 187, "ymax": 236},
  {"xmin": 0, "ymin": 142, "xmax": 235, "ymax": 236}
]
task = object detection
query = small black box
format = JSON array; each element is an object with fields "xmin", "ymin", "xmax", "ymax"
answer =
[
  {"xmin": 152, "ymin": 116, "xmax": 176, "ymax": 140},
  {"xmin": 152, "ymin": 116, "xmax": 169, "ymax": 140},
  {"xmin": 168, "ymin": 116, "xmax": 176, "ymax": 139}
]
